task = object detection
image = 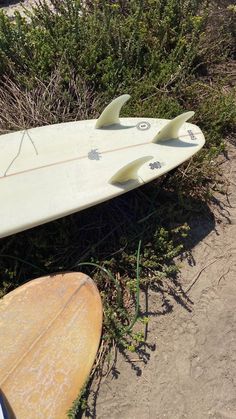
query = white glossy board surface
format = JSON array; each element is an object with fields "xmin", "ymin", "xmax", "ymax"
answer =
[{"xmin": 0, "ymin": 115, "xmax": 205, "ymax": 238}]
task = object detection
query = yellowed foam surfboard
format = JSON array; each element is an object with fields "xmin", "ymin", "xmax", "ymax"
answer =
[
  {"xmin": 0, "ymin": 94, "xmax": 205, "ymax": 238},
  {"xmin": 0, "ymin": 272, "xmax": 103, "ymax": 419}
]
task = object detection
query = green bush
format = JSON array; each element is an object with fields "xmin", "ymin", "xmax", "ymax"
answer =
[{"xmin": 0, "ymin": 0, "xmax": 207, "ymax": 92}]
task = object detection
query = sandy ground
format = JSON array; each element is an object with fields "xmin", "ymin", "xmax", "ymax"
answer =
[{"xmin": 86, "ymin": 145, "xmax": 236, "ymax": 419}]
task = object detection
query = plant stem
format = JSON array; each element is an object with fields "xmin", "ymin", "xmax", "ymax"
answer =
[
  {"xmin": 75, "ymin": 261, "xmax": 122, "ymax": 306},
  {"xmin": 126, "ymin": 239, "xmax": 142, "ymax": 332}
]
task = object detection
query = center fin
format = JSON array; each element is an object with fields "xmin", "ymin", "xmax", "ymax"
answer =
[
  {"xmin": 95, "ymin": 94, "xmax": 131, "ymax": 129},
  {"xmin": 109, "ymin": 156, "xmax": 153, "ymax": 185},
  {"xmin": 152, "ymin": 111, "xmax": 194, "ymax": 143}
]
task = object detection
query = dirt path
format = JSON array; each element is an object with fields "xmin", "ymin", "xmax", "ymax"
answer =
[{"xmin": 88, "ymin": 144, "xmax": 236, "ymax": 419}]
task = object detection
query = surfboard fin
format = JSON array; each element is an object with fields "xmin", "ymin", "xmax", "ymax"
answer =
[
  {"xmin": 109, "ymin": 156, "xmax": 153, "ymax": 185},
  {"xmin": 152, "ymin": 111, "xmax": 194, "ymax": 143},
  {"xmin": 95, "ymin": 94, "xmax": 131, "ymax": 129}
]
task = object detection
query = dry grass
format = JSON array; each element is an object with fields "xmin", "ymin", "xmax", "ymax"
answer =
[{"xmin": 0, "ymin": 73, "xmax": 98, "ymax": 134}]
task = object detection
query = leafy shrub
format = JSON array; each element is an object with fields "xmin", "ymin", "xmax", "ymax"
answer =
[{"xmin": 0, "ymin": 0, "xmax": 207, "ymax": 92}]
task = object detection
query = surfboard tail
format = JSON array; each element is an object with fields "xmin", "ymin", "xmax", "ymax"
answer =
[
  {"xmin": 95, "ymin": 94, "xmax": 131, "ymax": 129},
  {"xmin": 109, "ymin": 156, "xmax": 153, "ymax": 185},
  {"xmin": 152, "ymin": 111, "xmax": 194, "ymax": 143}
]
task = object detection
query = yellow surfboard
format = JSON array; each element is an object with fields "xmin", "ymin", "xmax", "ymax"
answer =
[{"xmin": 0, "ymin": 272, "xmax": 103, "ymax": 418}]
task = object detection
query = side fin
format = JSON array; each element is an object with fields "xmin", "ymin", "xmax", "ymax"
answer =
[
  {"xmin": 109, "ymin": 156, "xmax": 153, "ymax": 185},
  {"xmin": 152, "ymin": 111, "xmax": 194, "ymax": 143},
  {"xmin": 95, "ymin": 94, "xmax": 131, "ymax": 129}
]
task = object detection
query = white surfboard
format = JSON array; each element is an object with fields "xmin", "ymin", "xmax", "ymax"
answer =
[{"xmin": 0, "ymin": 94, "xmax": 205, "ymax": 238}]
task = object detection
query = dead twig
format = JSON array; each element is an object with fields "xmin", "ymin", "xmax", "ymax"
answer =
[
  {"xmin": 185, "ymin": 255, "xmax": 226, "ymax": 293},
  {"xmin": 217, "ymin": 268, "xmax": 230, "ymax": 285}
]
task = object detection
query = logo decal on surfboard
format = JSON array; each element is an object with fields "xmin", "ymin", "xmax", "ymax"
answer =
[
  {"xmin": 136, "ymin": 121, "xmax": 151, "ymax": 131},
  {"xmin": 188, "ymin": 130, "xmax": 197, "ymax": 141},
  {"xmin": 88, "ymin": 149, "xmax": 102, "ymax": 161},
  {"xmin": 149, "ymin": 161, "xmax": 162, "ymax": 170}
]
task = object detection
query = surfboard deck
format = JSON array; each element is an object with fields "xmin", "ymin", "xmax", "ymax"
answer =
[
  {"xmin": 0, "ymin": 94, "xmax": 205, "ymax": 238},
  {"xmin": 0, "ymin": 272, "xmax": 103, "ymax": 419}
]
